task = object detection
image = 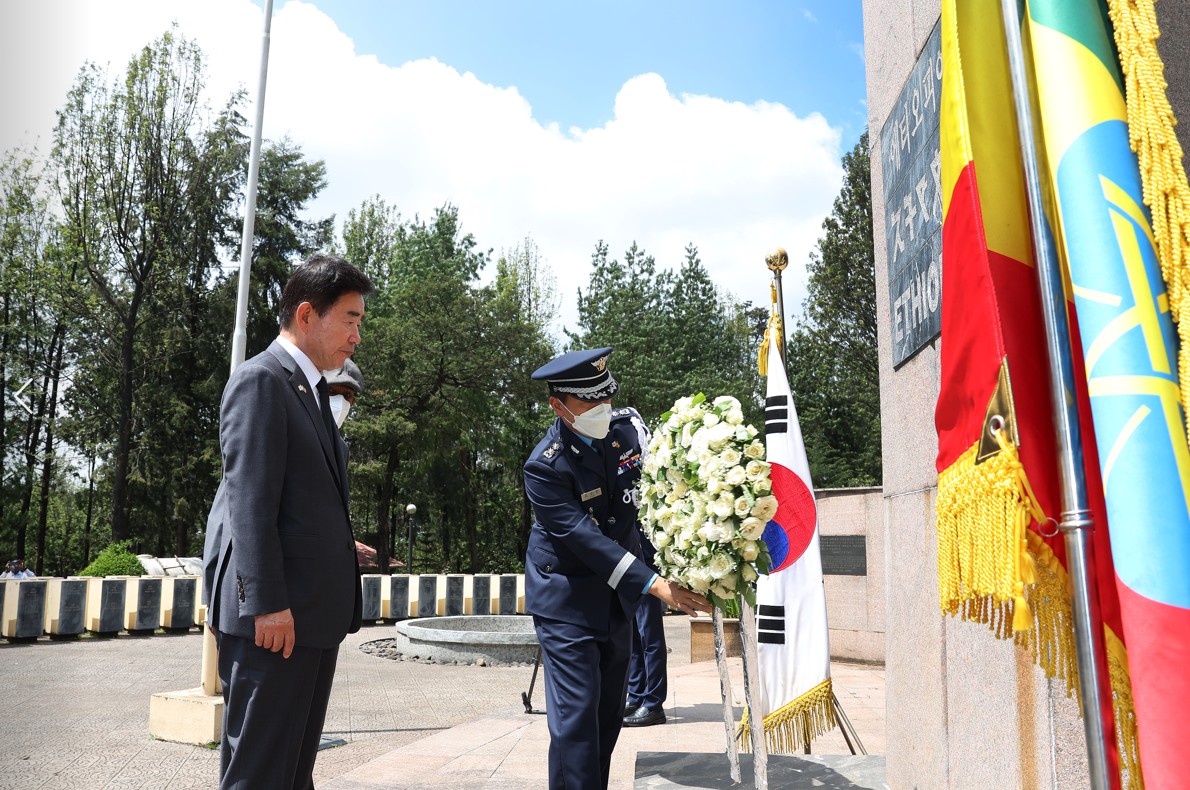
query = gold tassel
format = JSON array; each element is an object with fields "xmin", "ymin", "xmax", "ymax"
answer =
[
  {"xmin": 757, "ymin": 283, "xmax": 783, "ymax": 376},
  {"xmin": 936, "ymin": 434, "xmax": 1043, "ymax": 631},
  {"xmin": 1106, "ymin": 0, "xmax": 1190, "ymax": 449},
  {"xmin": 738, "ymin": 678, "xmax": 836, "ymax": 753}
]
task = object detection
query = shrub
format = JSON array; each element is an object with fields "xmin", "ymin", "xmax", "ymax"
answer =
[{"xmin": 78, "ymin": 542, "xmax": 146, "ymax": 577}]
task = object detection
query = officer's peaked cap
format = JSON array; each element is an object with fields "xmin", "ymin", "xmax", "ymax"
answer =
[
  {"xmin": 532, "ymin": 347, "xmax": 618, "ymax": 402},
  {"xmin": 323, "ymin": 358, "xmax": 364, "ymax": 394}
]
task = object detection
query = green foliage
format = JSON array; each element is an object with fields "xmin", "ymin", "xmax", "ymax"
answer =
[
  {"xmin": 789, "ymin": 131, "xmax": 881, "ymax": 487},
  {"xmin": 569, "ymin": 242, "xmax": 765, "ymax": 429},
  {"xmin": 78, "ymin": 541, "xmax": 145, "ymax": 577}
]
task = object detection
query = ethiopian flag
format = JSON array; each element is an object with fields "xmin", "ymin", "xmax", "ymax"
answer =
[
  {"xmin": 937, "ymin": 0, "xmax": 1137, "ymax": 785},
  {"xmin": 1027, "ymin": 1, "xmax": 1190, "ymax": 786}
]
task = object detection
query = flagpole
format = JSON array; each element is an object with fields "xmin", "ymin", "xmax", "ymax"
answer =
[
  {"xmin": 202, "ymin": 0, "xmax": 275, "ymax": 699},
  {"xmin": 996, "ymin": 3, "xmax": 1116, "ymax": 788}
]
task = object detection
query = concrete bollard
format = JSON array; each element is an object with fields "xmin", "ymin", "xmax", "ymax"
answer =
[
  {"xmin": 498, "ymin": 574, "xmax": 519, "ymax": 615},
  {"xmin": 161, "ymin": 577, "xmax": 198, "ymax": 630},
  {"xmin": 86, "ymin": 577, "xmax": 127, "ymax": 634},
  {"xmin": 1, "ymin": 579, "xmax": 47, "ymax": 639},
  {"xmin": 125, "ymin": 576, "xmax": 163, "ymax": 632},
  {"xmin": 387, "ymin": 575, "xmax": 411, "ymax": 620},
  {"xmin": 44, "ymin": 578, "xmax": 87, "ymax": 636},
  {"xmin": 360, "ymin": 574, "xmax": 383, "ymax": 622},
  {"xmin": 445, "ymin": 574, "xmax": 465, "ymax": 616}
]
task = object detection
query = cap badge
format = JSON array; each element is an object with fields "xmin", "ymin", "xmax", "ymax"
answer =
[{"xmin": 592, "ymin": 355, "xmax": 608, "ymax": 372}]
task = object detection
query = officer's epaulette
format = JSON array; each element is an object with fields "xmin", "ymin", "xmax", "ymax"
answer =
[
  {"xmin": 540, "ymin": 440, "xmax": 564, "ymax": 460},
  {"xmin": 610, "ymin": 406, "xmax": 641, "ymax": 421}
]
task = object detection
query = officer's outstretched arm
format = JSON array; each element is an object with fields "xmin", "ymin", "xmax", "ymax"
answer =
[{"xmin": 648, "ymin": 577, "xmax": 712, "ymax": 617}]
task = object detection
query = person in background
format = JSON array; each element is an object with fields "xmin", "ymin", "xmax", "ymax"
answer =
[
  {"xmin": 624, "ymin": 523, "xmax": 668, "ymax": 727},
  {"xmin": 321, "ymin": 358, "xmax": 364, "ymax": 428}
]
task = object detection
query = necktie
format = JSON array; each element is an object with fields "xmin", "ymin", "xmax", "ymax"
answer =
[{"xmin": 316, "ymin": 377, "xmax": 338, "ymax": 444}]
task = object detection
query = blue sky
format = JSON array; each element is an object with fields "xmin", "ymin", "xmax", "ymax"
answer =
[
  {"xmin": 310, "ymin": 1, "xmax": 868, "ymax": 142},
  {"xmin": 3, "ymin": 0, "xmax": 868, "ymax": 336}
]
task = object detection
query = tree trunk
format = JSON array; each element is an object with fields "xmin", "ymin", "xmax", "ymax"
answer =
[
  {"xmin": 33, "ymin": 319, "xmax": 66, "ymax": 575},
  {"xmin": 375, "ymin": 444, "xmax": 399, "ymax": 573},
  {"xmin": 110, "ymin": 289, "xmax": 143, "ymax": 544}
]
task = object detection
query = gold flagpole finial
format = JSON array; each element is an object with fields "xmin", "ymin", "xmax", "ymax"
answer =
[{"xmin": 765, "ymin": 247, "xmax": 789, "ymax": 272}]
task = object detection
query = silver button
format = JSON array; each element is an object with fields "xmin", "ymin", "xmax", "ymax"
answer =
[
  {"xmin": 545, "ymin": 565, "xmax": 552, "ymax": 572},
  {"xmin": 608, "ymin": 517, "xmax": 617, "ymax": 524}
]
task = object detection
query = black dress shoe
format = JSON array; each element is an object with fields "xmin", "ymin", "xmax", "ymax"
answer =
[
  {"xmin": 623, "ymin": 705, "xmax": 666, "ymax": 727},
  {"xmin": 624, "ymin": 703, "xmax": 640, "ymax": 717}
]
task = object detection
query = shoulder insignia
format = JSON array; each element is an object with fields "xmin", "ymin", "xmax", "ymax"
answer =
[
  {"xmin": 610, "ymin": 406, "xmax": 640, "ymax": 421},
  {"xmin": 542, "ymin": 440, "xmax": 562, "ymax": 459}
]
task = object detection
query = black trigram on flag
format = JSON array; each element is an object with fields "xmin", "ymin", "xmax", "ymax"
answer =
[
  {"xmin": 765, "ymin": 395, "xmax": 788, "ymax": 436},
  {"xmin": 757, "ymin": 604, "xmax": 785, "ymax": 644}
]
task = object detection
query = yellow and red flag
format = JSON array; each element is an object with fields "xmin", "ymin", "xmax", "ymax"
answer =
[{"xmin": 936, "ymin": 0, "xmax": 1137, "ymax": 784}]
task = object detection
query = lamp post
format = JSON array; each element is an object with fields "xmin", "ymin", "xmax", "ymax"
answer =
[{"xmin": 405, "ymin": 503, "xmax": 417, "ymax": 574}]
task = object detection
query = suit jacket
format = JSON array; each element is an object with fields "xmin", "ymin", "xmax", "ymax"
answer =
[
  {"xmin": 523, "ymin": 407, "xmax": 655, "ymax": 632},
  {"xmin": 202, "ymin": 341, "xmax": 362, "ymax": 649}
]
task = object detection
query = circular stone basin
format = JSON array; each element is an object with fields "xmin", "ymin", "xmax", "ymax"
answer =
[{"xmin": 393, "ymin": 615, "xmax": 538, "ymax": 664}]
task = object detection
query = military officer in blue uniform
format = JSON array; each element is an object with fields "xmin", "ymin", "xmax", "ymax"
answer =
[{"xmin": 524, "ymin": 346, "xmax": 711, "ymax": 790}]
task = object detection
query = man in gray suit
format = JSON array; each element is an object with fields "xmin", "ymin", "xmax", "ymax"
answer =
[{"xmin": 203, "ymin": 254, "xmax": 374, "ymax": 789}]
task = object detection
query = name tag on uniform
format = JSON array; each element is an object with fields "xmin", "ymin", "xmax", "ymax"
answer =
[{"xmin": 581, "ymin": 488, "xmax": 602, "ymax": 502}]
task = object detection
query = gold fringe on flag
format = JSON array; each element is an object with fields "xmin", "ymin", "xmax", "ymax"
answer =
[
  {"xmin": 757, "ymin": 283, "xmax": 783, "ymax": 376},
  {"xmin": 1106, "ymin": 0, "xmax": 1190, "ymax": 449},
  {"xmin": 738, "ymin": 677, "xmax": 836, "ymax": 754},
  {"xmin": 936, "ymin": 432, "xmax": 1042, "ymax": 632},
  {"xmin": 937, "ymin": 444, "xmax": 1145, "ymax": 789}
]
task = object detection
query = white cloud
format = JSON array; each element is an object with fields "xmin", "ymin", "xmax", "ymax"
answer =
[{"xmin": 2, "ymin": 0, "xmax": 844, "ymax": 335}]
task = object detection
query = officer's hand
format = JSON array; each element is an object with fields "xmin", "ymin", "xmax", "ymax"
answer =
[
  {"xmin": 648, "ymin": 578, "xmax": 713, "ymax": 617},
  {"xmin": 255, "ymin": 608, "xmax": 296, "ymax": 658}
]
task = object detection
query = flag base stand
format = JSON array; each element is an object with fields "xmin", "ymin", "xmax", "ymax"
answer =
[{"xmin": 633, "ymin": 751, "xmax": 886, "ymax": 789}]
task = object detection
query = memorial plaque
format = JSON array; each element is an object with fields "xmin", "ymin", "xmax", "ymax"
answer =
[
  {"xmin": 417, "ymin": 576, "xmax": 438, "ymax": 618},
  {"xmin": 498, "ymin": 575, "xmax": 517, "ymax": 616},
  {"xmin": 390, "ymin": 576, "xmax": 410, "ymax": 620},
  {"xmin": 472, "ymin": 575, "xmax": 491, "ymax": 615},
  {"xmin": 132, "ymin": 578, "xmax": 162, "ymax": 631},
  {"xmin": 445, "ymin": 576, "xmax": 464, "ymax": 616},
  {"xmin": 168, "ymin": 578, "xmax": 196, "ymax": 630},
  {"xmin": 57, "ymin": 580, "xmax": 87, "ymax": 635},
  {"xmin": 15, "ymin": 581, "xmax": 47, "ymax": 638},
  {"xmin": 361, "ymin": 576, "xmax": 382, "ymax": 621},
  {"xmin": 880, "ymin": 21, "xmax": 943, "ymax": 368},
  {"xmin": 98, "ymin": 579, "xmax": 125, "ymax": 633},
  {"xmin": 819, "ymin": 535, "xmax": 868, "ymax": 577}
]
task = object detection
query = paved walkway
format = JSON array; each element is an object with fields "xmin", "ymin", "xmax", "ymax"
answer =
[{"xmin": 0, "ymin": 616, "xmax": 885, "ymax": 789}]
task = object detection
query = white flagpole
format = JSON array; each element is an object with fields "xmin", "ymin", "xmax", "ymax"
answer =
[{"xmin": 202, "ymin": 0, "xmax": 275, "ymax": 698}]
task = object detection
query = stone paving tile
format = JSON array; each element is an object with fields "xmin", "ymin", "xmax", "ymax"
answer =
[{"xmin": 0, "ymin": 614, "xmax": 884, "ymax": 789}]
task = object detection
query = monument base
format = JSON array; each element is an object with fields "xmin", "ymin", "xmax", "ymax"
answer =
[
  {"xmin": 149, "ymin": 687, "xmax": 222, "ymax": 745},
  {"xmin": 635, "ymin": 751, "xmax": 886, "ymax": 789}
]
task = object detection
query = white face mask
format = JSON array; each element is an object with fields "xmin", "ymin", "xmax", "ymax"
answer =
[
  {"xmin": 329, "ymin": 394, "xmax": 352, "ymax": 428},
  {"xmin": 563, "ymin": 401, "xmax": 612, "ymax": 440}
]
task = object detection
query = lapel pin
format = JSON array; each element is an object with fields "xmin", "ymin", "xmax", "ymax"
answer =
[{"xmin": 298, "ymin": 384, "xmax": 307, "ymax": 393}]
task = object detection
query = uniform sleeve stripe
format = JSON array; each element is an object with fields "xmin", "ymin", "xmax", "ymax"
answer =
[{"xmin": 607, "ymin": 551, "xmax": 635, "ymax": 589}]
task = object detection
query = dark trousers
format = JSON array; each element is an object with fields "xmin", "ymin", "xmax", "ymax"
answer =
[
  {"xmin": 217, "ymin": 632, "xmax": 340, "ymax": 790},
  {"xmin": 627, "ymin": 593, "xmax": 667, "ymax": 709},
  {"xmin": 534, "ymin": 607, "xmax": 631, "ymax": 790}
]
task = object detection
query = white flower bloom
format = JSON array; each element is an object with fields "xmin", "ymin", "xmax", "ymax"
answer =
[
  {"xmin": 740, "ymin": 540, "xmax": 759, "ymax": 561},
  {"xmin": 745, "ymin": 460, "xmax": 766, "ymax": 480},
  {"xmin": 741, "ymin": 517, "xmax": 766, "ymax": 541},
  {"xmin": 711, "ymin": 496, "xmax": 734, "ymax": 519},
  {"xmin": 725, "ymin": 408, "xmax": 744, "ymax": 425},
  {"xmin": 706, "ymin": 476, "xmax": 722, "ymax": 495},
  {"xmin": 752, "ymin": 476, "xmax": 772, "ymax": 493},
  {"xmin": 712, "ymin": 395, "xmax": 738, "ymax": 409},
  {"xmin": 752, "ymin": 495, "xmax": 779, "ymax": 521},
  {"xmin": 744, "ymin": 442, "xmax": 765, "ymax": 460},
  {"xmin": 704, "ymin": 422, "xmax": 735, "ymax": 450},
  {"xmin": 707, "ymin": 553, "xmax": 735, "ymax": 579},
  {"xmin": 720, "ymin": 570, "xmax": 739, "ymax": 591},
  {"xmin": 734, "ymin": 496, "xmax": 752, "ymax": 517},
  {"xmin": 654, "ymin": 531, "xmax": 672, "ymax": 549},
  {"xmin": 703, "ymin": 412, "xmax": 721, "ymax": 428},
  {"xmin": 741, "ymin": 564, "xmax": 758, "ymax": 583},
  {"xmin": 724, "ymin": 465, "xmax": 747, "ymax": 487},
  {"xmin": 719, "ymin": 448, "xmax": 741, "ymax": 467},
  {"xmin": 710, "ymin": 583, "xmax": 733, "ymax": 601}
]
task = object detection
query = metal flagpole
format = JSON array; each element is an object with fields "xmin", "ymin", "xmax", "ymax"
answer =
[
  {"xmin": 201, "ymin": 0, "xmax": 276, "ymax": 699},
  {"xmin": 765, "ymin": 249, "xmax": 789, "ymax": 366},
  {"xmin": 996, "ymin": 3, "xmax": 1116, "ymax": 788}
]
